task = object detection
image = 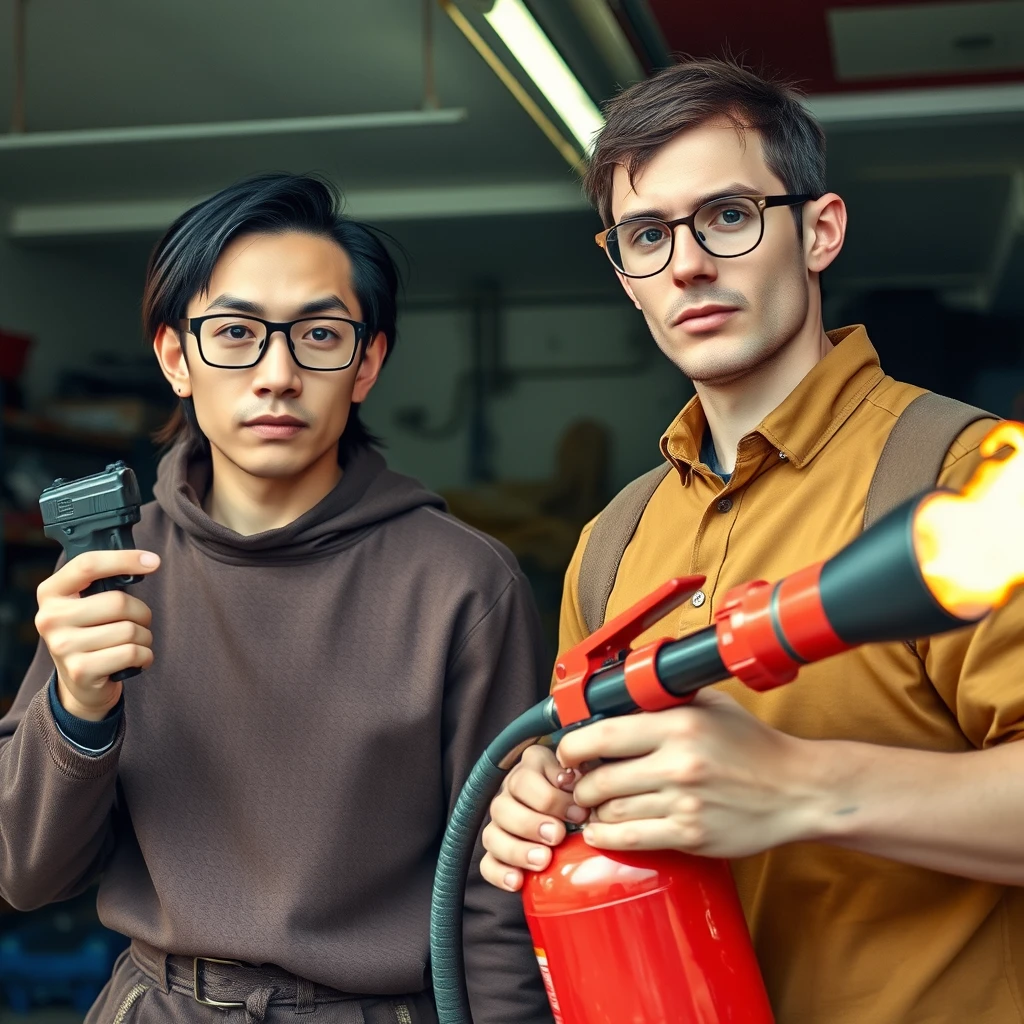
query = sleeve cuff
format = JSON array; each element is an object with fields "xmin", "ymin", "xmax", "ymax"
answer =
[{"xmin": 48, "ymin": 674, "xmax": 123, "ymax": 756}]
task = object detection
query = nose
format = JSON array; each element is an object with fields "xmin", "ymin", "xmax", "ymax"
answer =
[
  {"xmin": 668, "ymin": 223, "xmax": 718, "ymax": 287},
  {"xmin": 251, "ymin": 330, "xmax": 302, "ymax": 398}
]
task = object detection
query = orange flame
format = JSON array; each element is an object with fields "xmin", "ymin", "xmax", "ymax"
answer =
[{"xmin": 914, "ymin": 421, "xmax": 1024, "ymax": 621}]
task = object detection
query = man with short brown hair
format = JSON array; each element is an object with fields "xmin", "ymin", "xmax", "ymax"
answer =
[{"xmin": 480, "ymin": 59, "xmax": 1024, "ymax": 1023}]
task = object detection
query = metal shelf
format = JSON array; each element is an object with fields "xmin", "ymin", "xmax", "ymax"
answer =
[{"xmin": 2, "ymin": 409, "xmax": 134, "ymax": 453}]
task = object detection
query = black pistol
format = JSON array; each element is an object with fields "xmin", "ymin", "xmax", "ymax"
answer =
[{"xmin": 39, "ymin": 461, "xmax": 144, "ymax": 681}]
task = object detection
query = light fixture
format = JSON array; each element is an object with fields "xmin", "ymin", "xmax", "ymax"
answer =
[{"xmin": 482, "ymin": 0, "xmax": 605, "ymax": 156}]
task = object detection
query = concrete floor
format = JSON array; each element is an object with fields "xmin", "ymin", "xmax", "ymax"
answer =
[{"xmin": 6, "ymin": 1013, "xmax": 83, "ymax": 1024}]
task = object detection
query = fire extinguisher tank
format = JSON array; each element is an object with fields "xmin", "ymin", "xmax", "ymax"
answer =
[{"xmin": 522, "ymin": 832, "xmax": 774, "ymax": 1024}]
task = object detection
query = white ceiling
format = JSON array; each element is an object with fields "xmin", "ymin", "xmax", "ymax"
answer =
[
  {"xmin": 1, "ymin": 0, "xmax": 1023, "ymax": 310},
  {"xmin": 0, "ymin": 0, "xmax": 571, "ymax": 197}
]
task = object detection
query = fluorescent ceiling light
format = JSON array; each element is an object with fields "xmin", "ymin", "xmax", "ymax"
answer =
[{"xmin": 483, "ymin": 0, "xmax": 605, "ymax": 155}]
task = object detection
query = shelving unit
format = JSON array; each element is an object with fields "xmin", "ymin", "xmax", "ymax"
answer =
[
  {"xmin": 0, "ymin": 393, "xmax": 156, "ymax": 1017},
  {"xmin": 3, "ymin": 408, "xmax": 135, "ymax": 454}
]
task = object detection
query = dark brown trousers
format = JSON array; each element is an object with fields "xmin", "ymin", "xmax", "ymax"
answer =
[{"xmin": 83, "ymin": 942, "xmax": 438, "ymax": 1024}]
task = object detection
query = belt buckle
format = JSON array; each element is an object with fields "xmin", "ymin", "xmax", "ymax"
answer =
[{"xmin": 193, "ymin": 957, "xmax": 247, "ymax": 1008}]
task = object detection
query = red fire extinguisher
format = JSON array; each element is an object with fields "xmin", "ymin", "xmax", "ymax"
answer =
[
  {"xmin": 522, "ymin": 832, "xmax": 773, "ymax": 1024},
  {"xmin": 522, "ymin": 575, "xmax": 778, "ymax": 1024},
  {"xmin": 433, "ymin": 491, "xmax": 984, "ymax": 1024}
]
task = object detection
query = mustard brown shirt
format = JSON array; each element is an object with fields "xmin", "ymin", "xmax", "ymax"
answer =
[{"xmin": 559, "ymin": 326, "xmax": 1024, "ymax": 1024}]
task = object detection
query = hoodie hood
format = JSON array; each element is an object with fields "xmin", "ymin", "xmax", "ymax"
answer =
[{"xmin": 152, "ymin": 442, "xmax": 445, "ymax": 566}]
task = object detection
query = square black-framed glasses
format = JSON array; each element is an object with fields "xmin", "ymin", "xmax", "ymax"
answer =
[{"xmin": 182, "ymin": 315, "xmax": 371, "ymax": 371}]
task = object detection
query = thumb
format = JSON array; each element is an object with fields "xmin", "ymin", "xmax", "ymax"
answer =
[{"xmin": 524, "ymin": 742, "xmax": 580, "ymax": 792}]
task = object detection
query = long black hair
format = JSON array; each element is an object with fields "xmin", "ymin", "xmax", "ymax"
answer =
[{"xmin": 145, "ymin": 173, "xmax": 400, "ymax": 464}]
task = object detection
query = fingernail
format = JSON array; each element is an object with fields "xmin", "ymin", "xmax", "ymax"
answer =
[
  {"xmin": 139, "ymin": 552, "xmax": 159, "ymax": 567},
  {"xmin": 527, "ymin": 848, "xmax": 548, "ymax": 866},
  {"xmin": 556, "ymin": 772, "xmax": 576, "ymax": 790},
  {"xmin": 539, "ymin": 823, "xmax": 557, "ymax": 843},
  {"xmin": 504, "ymin": 872, "xmax": 520, "ymax": 890},
  {"xmin": 566, "ymin": 805, "xmax": 588, "ymax": 823}
]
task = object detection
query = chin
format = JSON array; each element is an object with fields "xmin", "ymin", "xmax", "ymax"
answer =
[
  {"xmin": 254, "ymin": 447, "xmax": 333, "ymax": 479},
  {"xmin": 671, "ymin": 332, "xmax": 787, "ymax": 385},
  {"xmin": 663, "ymin": 337, "xmax": 752, "ymax": 381},
  {"xmin": 212, "ymin": 440, "xmax": 316, "ymax": 481},
  {"xmin": 243, "ymin": 458, "xmax": 309, "ymax": 480}
]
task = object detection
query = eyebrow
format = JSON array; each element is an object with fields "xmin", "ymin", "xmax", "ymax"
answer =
[
  {"xmin": 297, "ymin": 295, "xmax": 353, "ymax": 316},
  {"xmin": 204, "ymin": 293, "xmax": 353, "ymax": 317},
  {"xmin": 618, "ymin": 183, "xmax": 762, "ymax": 223}
]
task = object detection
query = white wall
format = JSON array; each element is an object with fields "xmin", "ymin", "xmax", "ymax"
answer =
[
  {"xmin": 366, "ymin": 302, "xmax": 693, "ymax": 494},
  {"xmin": 0, "ymin": 234, "xmax": 692, "ymax": 496}
]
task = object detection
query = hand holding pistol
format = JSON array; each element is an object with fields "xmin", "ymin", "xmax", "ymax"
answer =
[{"xmin": 35, "ymin": 462, "xmax": 160, "ymax": 722}]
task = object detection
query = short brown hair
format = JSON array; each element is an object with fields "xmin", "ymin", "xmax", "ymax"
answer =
[{"xmin": 583, "ymin": 58, "xmax": 826, "ymax": 226}]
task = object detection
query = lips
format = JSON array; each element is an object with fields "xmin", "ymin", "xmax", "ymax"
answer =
[
  {"xmin": 244, "ymin": 416, "xmax": 306, "ymax": 427},
  {"xmin": 673, "ymin": 305, "xmax": 739, "ymax": 334},
  {"xmin": 243, "ymin": 415, "xmax": 307, "ymax": 439}
]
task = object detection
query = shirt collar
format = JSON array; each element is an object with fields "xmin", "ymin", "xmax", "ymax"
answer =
[{"xmin": 660, "ymin": 325, "xmax": 885, "ymax": 474}]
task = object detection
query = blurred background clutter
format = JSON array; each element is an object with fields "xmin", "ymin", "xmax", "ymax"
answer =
[{"xmin": 2, "ymin": 0, "xmax": 1024, "ymax": 1018}]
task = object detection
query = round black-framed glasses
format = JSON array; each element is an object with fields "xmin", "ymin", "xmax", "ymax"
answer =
[
  {"xmin": 182, "ymin": 314, "xmax": 371, "ymax": 371},
  {"xmin": 595, "ymin": 193, "xmax": 813, "ymax": 279}
]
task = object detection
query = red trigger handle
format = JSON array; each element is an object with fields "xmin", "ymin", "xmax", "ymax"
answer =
[{"xmin": 552, "ymin": 575, "xmax": 706, "ymax": 726}]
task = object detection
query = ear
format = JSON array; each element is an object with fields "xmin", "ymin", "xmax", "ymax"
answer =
[
  {"xmin": 804, "ymin": 193, "xmax": 847, "ymax": 274},
  {"xmin": 351, "ymin": 332, "xmax": 389, "ymax": 404},
  {"xmin": 153, "ymin": 324, "xmax": 192, "ymax": 398},
  {"xmin": 616, "ymin": 271, "xmax": 643, "ymax": 310}
]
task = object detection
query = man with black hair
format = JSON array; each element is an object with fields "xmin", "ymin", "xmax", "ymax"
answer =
[
  {"xmin": 480, "ymin": 59, "xmax": 1024, "ymax": 1022},
  {"xmin": 0, "ymin": 174, "xmax": 552, "ymax": 1024}
]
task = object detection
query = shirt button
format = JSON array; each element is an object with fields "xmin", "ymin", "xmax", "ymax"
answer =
[
  {"xmin": 778, "ymin": 451, "xmax": 788, "ymax": 461},
  {"xmin": 692, "ymin": 590, "xmax": 707, "ymax": 608},
  {"xmin": 716, "ymin": 497, "xmax": 733, "ymax": 513}
]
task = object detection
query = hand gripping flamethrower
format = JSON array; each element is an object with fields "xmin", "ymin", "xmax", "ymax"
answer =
[{"xmin": 430, "ymin": 422, "xmax": 1024, "ymax": 1024}]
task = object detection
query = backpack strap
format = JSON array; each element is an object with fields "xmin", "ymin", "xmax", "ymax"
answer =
[
  {"xmin": 863, "ymin": 392, "xmax": 996, "ymax": 531},
  {"xmin": 577, "ymin": 463, "xmax": 672, "ymax": 635},
  {"xmin": 577, "ymin": 392, "xmax": 994, "ymax": 636}
]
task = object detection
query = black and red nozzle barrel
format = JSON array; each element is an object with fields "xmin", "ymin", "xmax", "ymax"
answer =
[{"xmin": 552, "ymin": 493, "xmax": 971, "ymax": 727}]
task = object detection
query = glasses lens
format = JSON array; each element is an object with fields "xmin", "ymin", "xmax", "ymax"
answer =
[
  {"xmin": 694, "ymin": 197, "xmax": 762, "ymax": 257},
  {"xmin": 606, "ymin": 219, "xmax": 673, "ymax": 277},
  {"xmin": 289, "ymin": 319, "xmax": 358, "ymax": 370},
  {"xmin": 199, "ymin": 317, "xmax": 268, "ymax": 367}
]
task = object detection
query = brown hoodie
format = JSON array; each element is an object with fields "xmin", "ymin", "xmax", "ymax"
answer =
[{"xmin": 0, "ymin": 443, "xmax": 553, "ymax": 1023}]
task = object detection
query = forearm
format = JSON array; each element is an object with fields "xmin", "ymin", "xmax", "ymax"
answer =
[
  {"xmin": 804, "ymin": 735, "xmax": 1024, "ymax": 885},
  {"xmin": 463, "ymin": 838, "xmax": 553, "ymax": 1024},
  {"xmin": 0, "ymin": 685, "xmax": 120, "ymax": 909}
]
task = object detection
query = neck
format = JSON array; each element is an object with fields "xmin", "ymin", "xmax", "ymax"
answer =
[
  {"xmin": 698, "ymin": 317, "xmax": 832, "ymax": 474},
  {"xmin": 205, "ymin": 446, "xmax": 343, "ymax": 535}
]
